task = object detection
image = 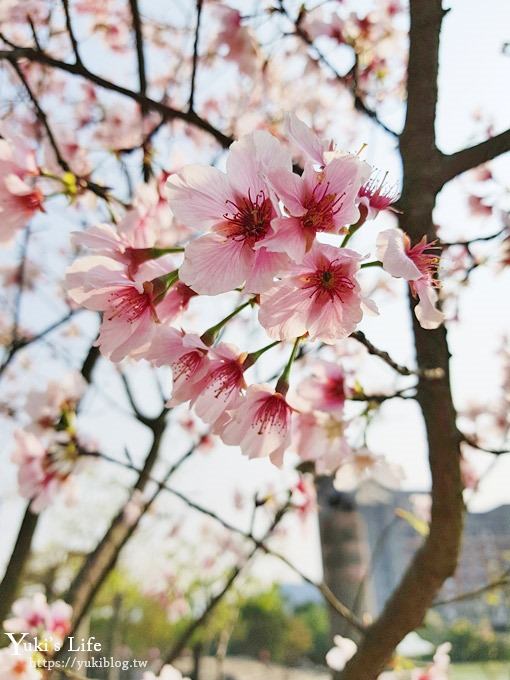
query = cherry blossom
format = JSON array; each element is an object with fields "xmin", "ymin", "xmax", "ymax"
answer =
[
  {"xmin": 145, "ymin": 328, "xmax": 210, "ymax": 406},
  {"xmin": 211, "ymin": 4, "xmax": 259, "ymax": 77},
  {"xmin": 296, "ymin": 361, "xmax": 348, "ymax": 415},
  {"xmin": 4, "ymin": 593, "xmax": 72, "ymax": 642},
  {"xmin": 259, "ymin": 244, "xmax": 364, "ymax": 343},
  {"xmin": 0, "ymin": 647, "xmax": 41, "ymax": 680},
  {"xmin": 25, "ymin": 373, "xmax": 86, "ymax": 435},
  {"xmin": 411, "ymin": 642, "xmax": 451, "ymax": 680},
  {"xmin": 358, "ymin": 172, "xmax": 399, "ymax": 219},
  {"xmin": 11, "ymin": 430, "xmax": 77, "ymax": 513},
  {"xmin": 166, "ymin": 131, "xmax": 292, "ymax": 294},
  {"xmin": 326, "ymin": 635, "xmax": 358, "ymax": 672},
  {"xmin": 65, "ymin": 256, "xmax": 180, "ymax": 361},
  {"xmin": 0, "ymin": 135, "xmax": 43, "ymax": 243},
  {"xmin": 334, "ymin": 448, "xmax": 404, "ymax": 492},
  {"xmin": 294, "ymin": 411, "xmax": 351, "ymax": 475},
  {"xmin": 192, "ymin": 343, "xmax": 247, "ymax": 428},
  {"xmin": 376, "ymin": 228, "xmax": 444, "ymax": 329},
  {"xmin": 265, "ymin": 156, "xmax": 370, "ymax": 263},
  {"xmin": 221, "ymin": 384, "xmax": 293, "ymax": 467}
]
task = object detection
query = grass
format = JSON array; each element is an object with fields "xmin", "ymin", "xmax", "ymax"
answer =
[{"xmin": 451, "ymin": 662, "xmax": 510, "ymax": 679}]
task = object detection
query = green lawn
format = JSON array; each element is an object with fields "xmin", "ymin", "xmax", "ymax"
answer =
[{"xmin": 451, "ymin": 662, "xmax": 510, "ymax": 679}]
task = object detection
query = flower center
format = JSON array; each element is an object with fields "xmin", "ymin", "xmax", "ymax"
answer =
[
  {"xmin": 223, "ymin": 189, "xmax": 273, "ymax": 245},
  {"xmin": 253, "ymin": 394, "xmax": 289, "ymax": 435},
  {"xmin": 302, "ymin": 181, "xmax": 345, "ymax": 233},
  {"xmin": 406, "ymin": 237, "xmax": 441, "ymax": 285},
  {"xmin": 172, "ymin": 351, "xmax": 204, "ymax": 383},
  {"xmin": 17, "ymin": 188, "xmax": 44, "ymax": 213},
  {"xmin": 301, "ymin": 260, "xmax": 355, "ymax": 303},
  {"xmin": 106, "ymin": 283, "xmax": 155, "ymax": 323},
  {"xmin": 208, "ymin": 361, "xmax": 245, "ymax": 399}
]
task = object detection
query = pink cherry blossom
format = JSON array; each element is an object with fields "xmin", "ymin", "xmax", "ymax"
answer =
[
  {"xmin": 211, "ymin": 5, "xmax": 259, "ymax": 77},
  {"xmin": 259, "ymin": 244, "xmax": 363, "ymax": 343},
  {"xmin": 411, "ymin": 642, "xmax": 451, "ymax": 680},
  {"xmin": 358, "ymin": 172, "xmax": 399, "ymax": 219},
  {"xmin": 221, "ymin": 384, "xmax": 293, "ymax": 467},
  {"xmin": 25, "ymin": 373, "xmax": 86, "ymax": 434},
  {"xmin": 11, "ymin": 431, "xmax": 77, "ymax": 513},
  {"xmin": 4, "ymin": 592, "xmax": 49, "ymax": 634},
  {"xmin": 72, "ymin": 179, "xmax": 185, "ymax": 277},
  {"xmin": 4, "ymin": 593, "xmax": 72, "ymax": 642},
  {"xmin": 284, "ymin": 112, "xmax": 331, "ymax": 167},
  {"xmin": 334, "ymin": 447, "xmax": 404, "ymax": 491},
  {"xmin": 376, "ymin": 228, "xmax": 444, "ymax": 329},
  {"xmin": 0, "ymin": 647, "xmax": 41, "ymax": 680},
  {"xmin": 294, "ymin": 412, "xmax": 351, "ymax": 475},
  {"xmin": 65, "ymin": 256, "xmax": 180, "ymax": 361},
  {"xmin": 264, "ymin": 158, "xmax": 370, "ymax": 263},
  {"xmin": 297, "ymin": 361, "xmax": 348, "ymax": 415},
  {"xmin": 326, "ymin": 635, "xmax": 358, "ymax": 672},
  {"xmin": 192, "ymin": 344, "xmax": 247, "ymax": 427},
  {"xmin": 145, "ymin": 328, "xmax": 210, "ymax": 406},
  {"xmin": 291, "ymin": 475, "xmax": 317, "ymax": 519},
  {"xmin": 0, "ymin": 135, "xmax": 43, "ymax": 243},
  {"xmin": 166, "ymin": 131, "xmax": 292, "ymax": 294}
]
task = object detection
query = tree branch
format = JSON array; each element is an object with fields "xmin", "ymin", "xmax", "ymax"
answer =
[
  {"xmin": 440, "ymin": 128, "xmax": 510, "ymax": 185},
  {"xmin": 0, "ymin": 43, "xmax": 233, "ymax": 149},
  {"xmin": 351, "ymin": 330, "xmax": 444, "ymax": 379},
  {"xmin": 433, "ymin": 567, "xmax": 510, "ymax": 607},
  {"xmin": 188, "ymin": 0, "xmax": 203, "ymax": 112},
  {"xmin": 341, "ymin": 2, "xmax": 466, "ymax": 677},
  {"xmin": 82, "ymin": 448, "xmax": 364, "ymax": 634},
  {"xmin": 61, "ymin": 0, "xmax": 82, "ymax": 65}
]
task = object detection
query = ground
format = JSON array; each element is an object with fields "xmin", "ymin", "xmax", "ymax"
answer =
[{"xmin": 175, "ymin": 657, "xmax": 510, "ymax": 679}]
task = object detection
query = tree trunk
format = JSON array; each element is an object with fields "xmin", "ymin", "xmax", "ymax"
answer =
[{"xmin": 0, "ymin": 504, "xmax": 39, "ymax": 624}]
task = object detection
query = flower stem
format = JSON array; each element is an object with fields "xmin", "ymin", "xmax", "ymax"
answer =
[
  {"xmin": 341, "ymin": 204, "xmax": 368, "ymax": 247},
  {"xmin": 276, "ymin": 336, "xmax": 302, "ymax": 395},
  {"xmin": 201, "ymin": 298, "xmax": 255, "ymax": 346},
  {"xmin": 360, "ymin": 260, "xmax": 383, "ymax": 269},
  {"xmin": 244, "ymin": 340, "xmax": 281, "ymax": 370}
]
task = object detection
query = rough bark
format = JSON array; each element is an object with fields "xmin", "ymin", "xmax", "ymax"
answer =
[
  {"xmin": 340, "ymin": 2, "xmax": 466, "ymax": 677},
  {"xmin": 0, "ymin": 505, "xmax": 38, "ymax": 623}
]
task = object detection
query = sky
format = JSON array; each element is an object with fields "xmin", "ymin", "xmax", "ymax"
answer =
[{"xmin": 1, "ymin": 0, "xmax": 510, "ymax": 586}]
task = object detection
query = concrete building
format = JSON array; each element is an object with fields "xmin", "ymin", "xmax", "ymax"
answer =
[{"xmin": 317, "ymin": 480, "xmax": 510, "ymax": 631}]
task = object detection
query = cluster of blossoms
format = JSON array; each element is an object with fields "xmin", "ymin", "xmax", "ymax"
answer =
[
  {"xmin": 326, "ymin": 634, "xmax": 451, "ymax": 679},
  {"xmin": 0, "ymin": 593, "xmax": 73, "ymax": 680},
  {"xmin": 11, "ymin": 374, "xmax": 86, "ymax": 512},
  {"xmin": 0, "ymin": 130, "xmax": 44, "ymax": 244},
  {"xmin": 65, "ymin": 114, "xmax": 443, "ymax": 475}
]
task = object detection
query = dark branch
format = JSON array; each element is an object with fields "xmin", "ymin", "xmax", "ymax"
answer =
[
  {"xmin": 0, "ymin": 43, "xmax": 233, "ymax": 149},
  {"xmin": 188, "ymin": 0, "xmax": 204, "ymax": 112},
  {"xmin": 61, "ymin": 0, "xmax": 82, "ymax": 65},
  {"xmin": 351, "ymin": 330, "xmax": 444, "ymax": 379},
  {"xmin": 440, "ymin": 128, "xmax": 510, "ymax": 185}
]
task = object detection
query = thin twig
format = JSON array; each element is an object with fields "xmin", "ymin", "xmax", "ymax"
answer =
[
  {"xmin": 351, "ymin": 330, "xmax": 444, "ymax": 379},
  {"xmin": 188, "ymin": 0, "xmax": 203, "ymax": 112}
]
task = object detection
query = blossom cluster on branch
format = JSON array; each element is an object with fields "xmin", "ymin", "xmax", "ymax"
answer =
[{"xmin": 62, "ymin": 114, "xmax": 441, "ymax": 475}]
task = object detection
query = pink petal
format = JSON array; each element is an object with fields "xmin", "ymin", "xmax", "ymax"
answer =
[
  {"xmin": 376, "ymin": 228, "xmax": 422, "ymax": 280},
  {"xmin": 260, "ymin": 216, "xmax": 308, "ymax": 263},
  {"xmin": 266, "ymin": 169, "xmax": 306, "ymax": 216},
  {"xmin": 285, "ymin": 112, "xmax": 325, "ymax": 166},
  {"xmin": 179, "ymin": 232, "xmax": 254, "ymax": 294},
  {"xmin": 413, "ymin": 279, "xmax": 444, "ymax": 329},
  {"xmin": 165, "ymin": 165, "xmax": 232, "ymax": 230},
  {"xmin": 226, "ymin": 130, "xmax": 292, "ymax": 197}
]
